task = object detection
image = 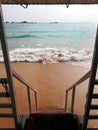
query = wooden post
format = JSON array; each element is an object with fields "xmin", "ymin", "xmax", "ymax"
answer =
[
  {"xmin": 71, "ymin": 87, "xmax": 76, "ymax": 113},
  {"xmin": 27, "ymin": 87, "xmax": 32, "ymax": 113},
  {"xmin": 0, "ymin": 4, "xmax": 19, "ymax": 129},
  {"xmin": 83, "ymin": 26, "xmax": 98, "ymax": 130},
  {"xmin": 65, "ymin": 91, "xmax": 68, "ymax": 111}
]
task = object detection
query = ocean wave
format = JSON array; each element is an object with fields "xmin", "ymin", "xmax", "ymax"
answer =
[
  {"xmin": 7, "ymin": 34, "xmax": 41, "ymax": 39},
  {"xmin": 0, "ymin": 48, "xmax": 93, "ymax": 67}
]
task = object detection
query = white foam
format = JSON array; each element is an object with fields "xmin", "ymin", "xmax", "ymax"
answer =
[{"xmin": 0, "ymin": 48, "xmax": 93, "ymax": 68}]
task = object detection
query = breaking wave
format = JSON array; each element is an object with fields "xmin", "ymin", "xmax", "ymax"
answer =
[{"xmin": 0, "ymin": 48, "xmax": 93, "ymax": 68}]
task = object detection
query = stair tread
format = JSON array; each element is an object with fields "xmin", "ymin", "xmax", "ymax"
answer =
[
  {"xmin": 0, "ymin": 113, "xmax": 14, "ymax": 118},
  {"xmin": 89, "ymin": 115, "xmax": 98, "ymax": 119},
  {"xmin": 90, "ymin": 105, "xmax": 98, "ymax": 109},
  {"xmin": 0, "ymin": 103, "xmax": 12, "ymax": 108},
  {"xmin": 0, "ymin": 128, "xmax": 15, "ymax": 130},
  {"xmin": 0, "ymin": 92, "xmax": 10, "ymax": 97},
  {"xmin": 24, "ymin": 112, "xmax": 82, "ymax": 130},
  {"xmin": 95, "ymin": 79, "xmax": 98, "ymax": 85},
  {"xmin": 87, "ymin": 128, "xmax": 98, "ymax": 130},
  {"xmin": 30, "ymin": 111, "xmax": 73, "ymax": 116},
  {"xmin": 92, "ymin": 94, "xmax": 98, "ymax": 98}
]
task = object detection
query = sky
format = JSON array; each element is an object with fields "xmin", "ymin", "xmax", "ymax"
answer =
[{"xmin": 2, "ymin": 4, "xmax": 98, "ymax": 23}]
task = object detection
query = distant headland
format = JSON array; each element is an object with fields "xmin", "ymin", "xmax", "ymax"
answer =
[
  {"xmin": 5, "ymin": 21, "xmax": 37, "ymax": 24},
  {"xmin": 5, "ymin": 21, "xmax": 59, "ymax": 24}
]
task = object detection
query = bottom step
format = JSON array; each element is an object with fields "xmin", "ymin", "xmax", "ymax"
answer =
[
  {"xmin": 24, "ymin": 112, "xmax": 82, "ymax": 130},
  {"xmin": 0, "ymin": 128, "xmax": 15, "ymax": 130},
  {"xmin": 87, "ymin": 128, "xmax": 98, "ymax": 130}
]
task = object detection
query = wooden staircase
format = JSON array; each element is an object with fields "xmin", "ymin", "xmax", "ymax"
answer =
[
  {"xmin": 0, "ymin": 78, "xmax": 22, "ymax": 130},
  {"xmin": 83, "ymin": 26, "xmax": 98, "ymax": 130},
  {"xmin": 65, "ymin": 26, "xmax": 98, "ymax": 130},
  {"xmin": 0, "ymin": 78, "xmax": 14, "ymax": 119},
  {"xmin": 0, "ymin": 112, "xmax": 98, "ymax": 130}
]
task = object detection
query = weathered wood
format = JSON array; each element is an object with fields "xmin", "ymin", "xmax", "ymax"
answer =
[
  {"xmin": 0, "ymin": 4, "xmax": 19, "ymax": 128},
  {"xmin": 1, "ymin": 0, "xmax": 98, "ymax": 4},
  {"xmin": 83, "ymin": 26, "xmax": 98, "ymax": 130}
]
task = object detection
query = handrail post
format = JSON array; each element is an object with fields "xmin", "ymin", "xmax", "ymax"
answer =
[
  {"xmin": 71, "ymin": 86, "xmax": 76, "ymax": 113},
  {"xmin": 65, "ymin": 90, "xmax": 68, "ymax": 111},
  {"xmin": 12, "ymin": 69, "xmax": 39, "ymax": 113},
  {"xmin": 65, "ymin": 70, "xmax": 91, "ymax": 113},
  {"xmin": 34, "ymin": 91, "xmax": 39, "ymax": 112},
  {"xmin": 27, "ymin": 86, "xmax": 32, "ymax": 113}
]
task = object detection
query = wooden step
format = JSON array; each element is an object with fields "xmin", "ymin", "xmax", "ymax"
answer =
[
  {"xmin": 0, "ymin": 113, "xmax": 14, "ymax": 118},
  {"xmin": 95, "ymin": 79, "xmax": 98, "ymax": 85},
  {"xmin": 0, "ymin": 78, "xmax": 8, "ymax": 84},
  {"xmin": 0, "ymin": 92, "xmax": 10, "ymax": 97},
  {"xmin": 0, "ymin": 103, "xmax": 12, "ymax": 108},
  {"xmin": 90, "ymin": 105, "xmax": 98, "ymax": 109},
  {"xmin": 89, "ymin": 115, "xmax": 98, "ymax": 119},
  {"xmin": 24, "ymin": 112, "xmax": 82, "ymax": 130},
  {"xmin": 87, "ymin": 128, "xmax": 98, "ymax": 130},
  {"xmin": 0, "ymin": 128, "xmax": 15, "ymax": 130},
  {"xmin": 92, "ymin": 94, "xmax": 98, "ymax": 99}
]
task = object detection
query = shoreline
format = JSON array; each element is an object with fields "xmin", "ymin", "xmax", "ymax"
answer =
[
  {"xmin": 0, "ymin": 47, "xmax": 93, "ymax": 67},
  {"xmin": 0, "ymin": 62, "xmax": 97, "ymax": 128}
]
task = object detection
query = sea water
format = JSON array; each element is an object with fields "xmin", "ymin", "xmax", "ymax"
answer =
[{"xmin": 0, "ymin": 23, "xmax": 97, "ymax": 67}]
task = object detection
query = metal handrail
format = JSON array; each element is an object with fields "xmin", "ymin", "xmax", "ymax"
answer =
[
  {"xmin": 12, "ymin": 69, "xmax": 38, "ymax": 113},
  {"xmin": 65, "ymin": 69, "xmax": 91, "ymax": 113}
]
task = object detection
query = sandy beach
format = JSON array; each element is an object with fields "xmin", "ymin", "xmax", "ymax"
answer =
[{"xmin": 0, "ymin": 62, "xmax": 97, "ymax": 128}]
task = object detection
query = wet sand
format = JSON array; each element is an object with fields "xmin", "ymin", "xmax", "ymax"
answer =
[{"xmin": 0, "ymin": 62, "xmax": 97, "ymax": 128}]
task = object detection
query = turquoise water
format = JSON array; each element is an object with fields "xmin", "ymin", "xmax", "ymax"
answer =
[
  {"xmin": 0, "ymin": 23, "xmax": 97, "ymax": 64},
  {"xmin": 5, "ymin": 23, "xmax": 97, "ymax": 50}
]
